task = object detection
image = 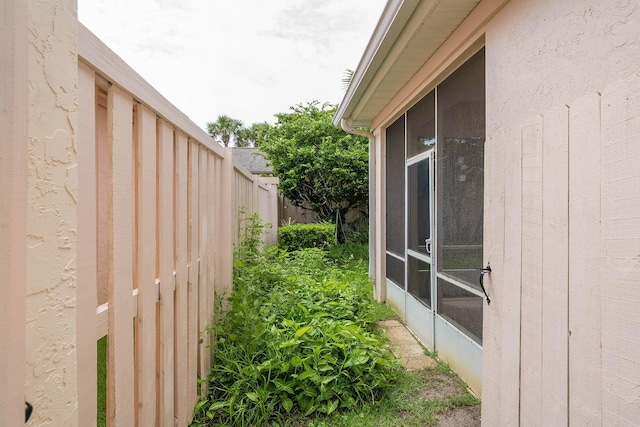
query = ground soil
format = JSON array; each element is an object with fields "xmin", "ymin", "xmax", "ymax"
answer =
[{"xmin": 379, "ymin": 319, "xmax": 481, "ymax": 426}]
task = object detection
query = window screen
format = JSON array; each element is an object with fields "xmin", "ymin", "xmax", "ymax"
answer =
[
  {"xmin": 386, "ymin": 254, "xmax": 405, "ymax": 288},
  {"xmin": 407, "ymin": 90, "xmax": 435, "ymax": 159},
  {"xmin": 436, "ymin": 49, "xmax": 485, "ymax": 288},
  {"xmin": 385, "ymin": 116, "xmax": 405, "ymax": 256},
  {"xmin": 407, "ymin": 158, "xmax": 431, "ymax": 255},
  {"xmin": 437, "ymin": 278, "xmax": 483, "ymax": 342},
  {"xmin": 408, "ymin": 256, "xmax": 431, "ymax": 307}
]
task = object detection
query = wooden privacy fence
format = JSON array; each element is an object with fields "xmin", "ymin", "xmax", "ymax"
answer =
[
  {"xmin": 0, "ymin": 6, "xmax": 277, "ymax": 424},
  {"xmin": 78, "ymin": 25, "xmax": 278, "ymax": 426}
]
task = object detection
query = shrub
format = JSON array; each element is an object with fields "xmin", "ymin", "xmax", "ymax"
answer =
[
  {"xmin": 278, "ymin": 222, "xmax": 336, "ymax": 251},
  {"xmin": 192, "ymin": 244, "xmax": 399, "ymax": 426}
]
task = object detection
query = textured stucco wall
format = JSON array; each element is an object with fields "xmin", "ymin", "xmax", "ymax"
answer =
[
  {"xmin": 486, "ymin": 0, "xmax": 640, "ymax": 135},
  {"xmin": 26, "ymin": 0, "xmax": 79, "ymax": 424}
]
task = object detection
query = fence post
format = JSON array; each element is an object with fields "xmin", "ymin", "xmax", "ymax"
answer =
[{"xmin": 0, "ymin": 2, "xmax": 28, "ymax": 425}]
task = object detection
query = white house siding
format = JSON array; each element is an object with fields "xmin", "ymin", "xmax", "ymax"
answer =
[{"xmin": 482, "ymin": 0, "xmax": 640, "ymax": 425}]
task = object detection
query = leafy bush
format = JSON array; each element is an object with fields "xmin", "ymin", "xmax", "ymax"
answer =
[
  {"xmin": 193, "ymin": 236, "xmax": 399, "ymax": 426},
  {"xmin": 278, "ymin": 223, "xmax": 336, "ymax": 251}
]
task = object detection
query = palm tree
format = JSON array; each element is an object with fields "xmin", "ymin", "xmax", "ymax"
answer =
[
  {"xmin": 206, "ymin": 115, "xmax": 244, "ymax": 147},
  {"xmin": 341, "ymin": 68, "xmax": 354, "ymax": 91}
]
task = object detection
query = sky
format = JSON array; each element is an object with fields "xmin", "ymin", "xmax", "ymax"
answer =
[{"xmin": 78, "ymin": 0, "xmax": 387, "ymax": 130}]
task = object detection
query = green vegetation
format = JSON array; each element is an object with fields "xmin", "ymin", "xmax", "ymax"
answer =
[
  {"xmin": 192, "ymin": 213, "xmax": 480, "ymax": 426},
  {"xmin": 278, "ymin": 223, "xmax": 336, "ymax": 251},
  {"xmin": 192, "ymin": 215, "xmax": 400, "ymax": 426},
  {"xmin": 259, "ymin": 101, "xmax": 369, "ymax": 239},
  {"xmin": 291, "ymin": 365, "xmax": 479, "ymax": 427},
  {"xmin": 97, "ymin": 336, "xmax": 107, "ymax": 427},
  {"xmin": 207, "ymin": 114, "xmax": 245, "ymax": 147}
]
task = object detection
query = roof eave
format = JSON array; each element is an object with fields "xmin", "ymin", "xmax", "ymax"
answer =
[
  {"xmin": 333, "ymin": 0, "xmax": 418, "ymax": 128},
  {"xmin": 334, "ymin": 0, "xmax": 484, "ymax": 129}
]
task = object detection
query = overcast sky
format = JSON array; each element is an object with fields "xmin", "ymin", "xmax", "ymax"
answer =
[{"xmin": 78, "ymin": 0, "xmax": 386, "ymax": 129}]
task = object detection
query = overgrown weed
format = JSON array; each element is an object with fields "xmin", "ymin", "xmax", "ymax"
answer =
[
  {"xmin": 192, "ymin": 213, "xmax": 479, "ymax": 426},
  {"xmin": 192, "ymin": 215, "xmax": 400, "ymax": 426}
]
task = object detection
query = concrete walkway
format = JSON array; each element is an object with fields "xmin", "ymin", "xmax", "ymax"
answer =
[{"xmin": 378, "ymin": 319, "xmax": 436, "ymax": 370}]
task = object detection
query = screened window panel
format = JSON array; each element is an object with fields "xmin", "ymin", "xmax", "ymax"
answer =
[
  {"xmin": 437, "ymin": 278, "xmax": 483, "ymax": 343},
  {"xmin": 386, "ymin": 254, "xmax": 405, "ymax": 288},
  {"xmin": 407, "ymin": 159, "xmax": 431, "ymax": 255},
  {"xmin": 385, "ymin": 116, "xmax": 405, "ymax": 256},
  {"xmin": 436, "ymin": 49, "xmax": 485, "ymax": 288},
  {"xmin": 407, "ymin": 256, "xmax": 431, "ymax": 307},
  {"xmin": 407, "ymin": 90, "xmax": 435, "ymax": 159}
]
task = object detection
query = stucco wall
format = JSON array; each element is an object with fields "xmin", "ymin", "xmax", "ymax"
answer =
[
  {"xmin": 26, "ymin": 0, "xmax": 79, "ymax": 424},
  {"xmin": 486, "ymin": 0, "xmax": 640, "ymax": 135}
]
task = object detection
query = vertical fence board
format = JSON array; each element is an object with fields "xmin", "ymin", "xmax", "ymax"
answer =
[
  {"xmin": 481, "ymin": 131, "xmax": 506, "ymax": 424},
  {"xmin": 108, "ymin": 86, "xmax": 136, "ymax": 426},
  {"xmin": 519, "ymin": 116, "xmax": 544, "ymax": 426},
  {"xmin": 220, "ymin": 148, "xmax": 235, "ymax": 301},
  {"xmin": 600, "ymin": 75, "xmax": 640, "ymax": 426},
  {"xmin": 0, "ymin": 2, "xmax": 27, "ymax": 424},
  {"xmin": 135, "ymin": 104, "xmax": 158, "ymax": 426},
  {"xmin": 96, "ymin": 93, "xmax": 110, "ymax": 306},
  {"xmin": 158, "ymin": 120, "xmax": 176, "ymax": 426},
  {"xmin": 198, "ymin": 149, "xmax": 209, "ymax": 387},
  {"xmin": 568, "ymin": 92, "xmax": 602, "ymax": 426},
  {"xmin": 77, "ymin": 62, "xmax": 98, "ymax": 427},
  {"xmin": 207, "ymin": 153, "xmax": 216, "ymax": 362},
  {"xmin": 541, "ymin": 105, "xmax": 569, "ymax": 425},
  {"xmin": 174, "ymin": 132, "xmax": 189, "ymax": 425},
  {"xmin": 187, "ymin": 141, "xmax": 200, "ymax": 410}
]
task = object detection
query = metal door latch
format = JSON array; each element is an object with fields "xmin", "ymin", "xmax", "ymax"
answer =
[
  {"xmin": 26, "ymin": 401, "xmax": 33, "ymax": 422},
  {"xmin": 478, "ymin": 263, "xmax": 492, "ymax": 304}
]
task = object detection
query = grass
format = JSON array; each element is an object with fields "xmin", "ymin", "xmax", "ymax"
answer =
[
  {"xmin": 97, "ymin": 336, "xmax": 107, "ymax": 426},
  {"xmin": 291, "ymin": 365, "xmax": 479, "ymax": 427}
]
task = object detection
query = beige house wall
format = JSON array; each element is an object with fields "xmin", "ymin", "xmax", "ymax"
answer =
[
  {"xmin": 483, "ymin": 0, "xmax": 640, "ymax": 425},
  {"xmin": 366, "ymin": 0, "xmax": 640, "ymax": 425}
]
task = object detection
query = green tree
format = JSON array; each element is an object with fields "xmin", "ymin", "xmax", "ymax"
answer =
[
  {"xmin": 260, "ymin": 101, "xmax": 369, "ymax": 238},
  {"xmin": 206, "ymin": 115, "xmax": 244, "ymax": 147},
  {"xmin": 235, "ymin": 122, "xmax": 271, "ymax": 148}
]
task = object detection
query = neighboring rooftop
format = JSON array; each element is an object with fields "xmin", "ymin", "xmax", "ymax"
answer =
[{"xmin": 233, "ymin": 147, "xmax": 273, "ymax": 175}]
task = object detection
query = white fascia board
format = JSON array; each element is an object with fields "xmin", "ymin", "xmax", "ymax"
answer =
[{"xmin": 333, "ymin": 0, "xmax": 419, "ymax": 128}]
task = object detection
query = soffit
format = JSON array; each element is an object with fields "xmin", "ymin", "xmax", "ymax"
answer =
[{"xmin": 335, "ymin": 0, "xmax": 481, "ymax": 128}]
